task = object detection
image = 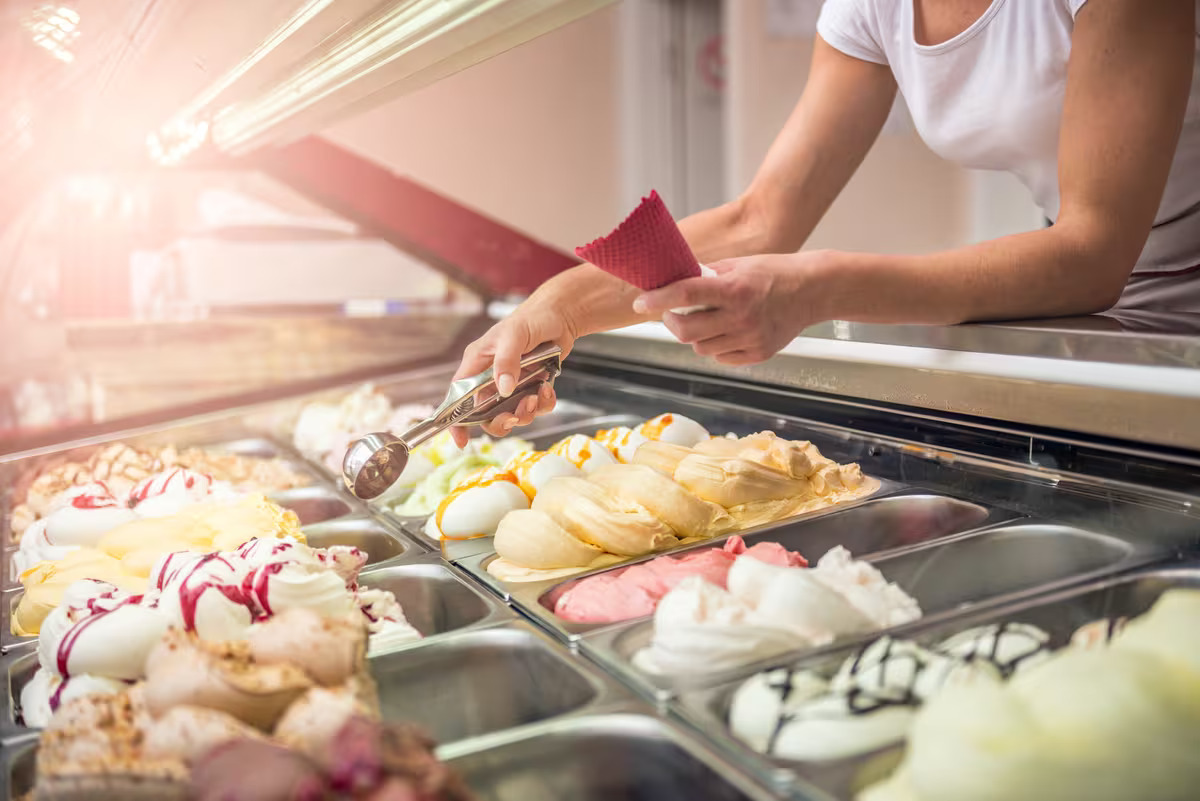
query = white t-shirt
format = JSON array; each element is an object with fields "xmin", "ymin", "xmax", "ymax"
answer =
[{"xmin": 817, "ymin": 0, "xmax": 1200, "ymax": 281}]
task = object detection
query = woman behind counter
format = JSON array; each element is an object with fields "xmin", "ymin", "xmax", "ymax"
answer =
[{"xmin": 452, "ymin": 0, "xmax": 1200, "ymax": 445}]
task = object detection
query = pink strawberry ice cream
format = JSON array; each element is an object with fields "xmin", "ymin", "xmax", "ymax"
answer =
[{"xmin": 552, "ymin": 535, "xmax": 807, "ymax": 623}]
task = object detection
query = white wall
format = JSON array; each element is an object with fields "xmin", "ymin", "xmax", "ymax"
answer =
[
  {"xmin": 325, "ymin": 7, "xmax": 622, "ymax": 254},
  {"xmin": 725, "ymin": 0, "xmax": 972, "ymax": 255}
]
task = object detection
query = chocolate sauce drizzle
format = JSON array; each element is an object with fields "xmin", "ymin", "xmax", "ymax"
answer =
[{"xmin": 759, "ymin": 622, "xmax": 1053, "ymax": 755}]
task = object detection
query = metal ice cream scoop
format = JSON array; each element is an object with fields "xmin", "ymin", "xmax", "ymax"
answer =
[{"xmin": 342, "ymin": 342, "xmax": 563, "ymax": 500}]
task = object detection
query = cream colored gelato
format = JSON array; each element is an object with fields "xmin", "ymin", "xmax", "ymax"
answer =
[
  {"xmin": 587, "ymin": 463, "xmax": 735, "ymax": 540},
  {"xmin": 486, "ymin": 427, "xmax": 876, "ymax": 584},
  {"xmin": 532, "ymin": 477, "xmax": 679, "ymax": 556}
]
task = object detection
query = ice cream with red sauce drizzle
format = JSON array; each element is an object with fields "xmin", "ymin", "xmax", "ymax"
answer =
[
  {"xmin": 9, "ymin": 441, "xmax": 311, "ymax": 544},
  {"xmin": 20, "ymin": 537, "xmax": 419, "ymax": 728},
  {"xmin": 15, "ymin": 468, "xmax": 241, "ymax": 576},
  {"xmin": 14, "ymin": 493, "xmax": 304, "ymax": 637}
]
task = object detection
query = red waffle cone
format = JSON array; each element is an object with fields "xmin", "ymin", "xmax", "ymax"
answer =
[{"xmin": 574, "ymin": 190, "xmax": 701, "ymax": 291}]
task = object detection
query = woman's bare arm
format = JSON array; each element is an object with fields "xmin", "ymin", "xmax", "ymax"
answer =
[
  {"xmin": 506, "ymin": 38, "xmax": 898, "ymax": 343},
  {"xmin": 811, "ymin": 0, "xmax": 1196, "ymax": 324}
]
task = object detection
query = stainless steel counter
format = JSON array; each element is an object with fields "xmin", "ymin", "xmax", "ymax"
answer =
[{"xmin": 572, "ymin": 313, "xmax": 1200, "ymax": 453}]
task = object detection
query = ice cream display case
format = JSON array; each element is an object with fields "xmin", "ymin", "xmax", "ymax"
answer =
[
  {"xmin": 5, "ymin": 0, "xmax": 1200, "ymax": 795},
  {"xmin": 1, "ymin": 315, "xmax": 1198, "ymax": 800}
]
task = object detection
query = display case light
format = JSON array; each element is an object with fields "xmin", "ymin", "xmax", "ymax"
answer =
[
  {"xmin": 147, "ymin": 119, "xmax": 210, "ymax": 166},
  {"xmin": 209, "ymin": 0, "xmax": 615, "ymax": 154},
  {"xmin": 22, "ymin": 5, "xmax": 81, "ymax": 63}
]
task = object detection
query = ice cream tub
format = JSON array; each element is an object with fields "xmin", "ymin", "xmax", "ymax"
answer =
[
  {"xmin": 577, "ymin": 521, "xmax": 1159, "ymax": 700},
  {"xmin": 356, "ymin": 559, "xmax": 515, "ymax": 644},
  {"xmin": 370, "ymin": 621, "xmax": 636, "ymax": 746},
  {"xmin": 460, "ymin": 489, "xmax": 1009, "ymax": 640},
  {"xmin": 438, "ymin": 712, "xmax": 803, "ymax": 801},
  {"xmin": 267, "ymin": 485, "xmax": 358, "ymax": 526},
  {"xmin": 301, "ymin": 517, "xmax": 428, "ymax": 566},
  {"xmin": 668, "ymin": 563, "xmax": 1200, "ymax": 799}
]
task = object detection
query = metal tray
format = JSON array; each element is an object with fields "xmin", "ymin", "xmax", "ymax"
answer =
[
  {"xmin": 579, "ymin": 521, "xmax": 1160, "ymax": 700},
  {"xmin": 439, "ymin": 712, "xmax": 802, "ymax": 801},
  {"xmin": 670, "ymin": 563, "xmax": 1200, "ymax": 799},
  {"xmin": 482, "ymin": 490, "xmax": 1016, "ymax": 641},
  {"xmin": 0, "ymin": 709, "xmax": 799, "ymax": 801},
  {"xmin": 267, "ymin": 485, "xmax": 357, "ymax": 526},
  {"xmin": 370, "ymin": 621, "xmax": 635, "ymax": 746},
  {"xmin": 1, "ymin": 557, "xmax": 514, "ymax": 739},
  {"xmin": 0, "ymin": 518, "xmax": 426, "ymax": 656},
  {"xmin": 377, "ymin": 413, "xmax": 647, "ymax": 561}
]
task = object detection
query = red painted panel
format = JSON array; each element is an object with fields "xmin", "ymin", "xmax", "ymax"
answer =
[{"xmin": 255, "ymin": 137, "xmax": 577, "ymax": 299}]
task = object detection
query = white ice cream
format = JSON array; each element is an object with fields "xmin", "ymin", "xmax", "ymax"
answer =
[
  {"xmin": 634, "ymin": 549, "xmax": 921, "ymax": 676},
  {"xmin": 548, "ymin": 435, "xmax": 618, "ymax": 474},
  {"xmin": 505, "ymin": 451, "xmax": 583, "ymax": 497},
  {"xmin": 422, "ymin": 474, "xmax": 530, "ymax": 542},
  {"xmin": 638, "ymin": 413, "xmax": 710, "ymax": 448},
  {"xmin": 594, "ymin": 426, "xmax": 651, "ymax": 464}
]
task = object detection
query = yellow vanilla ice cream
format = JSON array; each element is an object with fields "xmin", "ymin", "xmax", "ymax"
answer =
[
  {"xmin": 14, "ymin": 494, "xmax": 302, "ymax": 636},
  {"xmin": 487, "ymin": 429, "xmax": 876, "ymax": 583}
]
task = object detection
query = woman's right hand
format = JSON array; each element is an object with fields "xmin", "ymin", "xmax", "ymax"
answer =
[{"xmin": 450, "ymin": 297, "xmax": 580, "ymax": 447}]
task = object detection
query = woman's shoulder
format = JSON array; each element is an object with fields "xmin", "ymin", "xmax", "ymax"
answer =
[{"xmin": 817, "ymin": 0, "xmax": 904, "ymax": 65}]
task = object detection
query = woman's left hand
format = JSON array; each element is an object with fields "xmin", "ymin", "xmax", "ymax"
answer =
[{"xmin": 632, "ymin": 251, "xmax": 833, "ymax": 365}]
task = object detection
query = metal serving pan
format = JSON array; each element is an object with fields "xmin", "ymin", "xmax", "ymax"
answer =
[
  {"xmin": 1, "ymin": 555, "xmax": 513, "ymax": 740},
  {"xmin": 0, "ymin": 619, "xmax": 653, "ymax": 798},
  {"xmin": 0, "ymin": 516, "xmax": 427, "ymax": 656},
  {"xmin": 579, "ymin": 520, "xmax": 1168, "ymax": 700},
  {"xmin": 669, "ymin": 563, "xmax": 1200, "ymax": 799},
  {"xmin": 438, "ymin": 712, "xmax": 805, "ymax": 801},
  {"xmin": 464, "ymin": 489, "xmax": 1016, "ymax": 641}
]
